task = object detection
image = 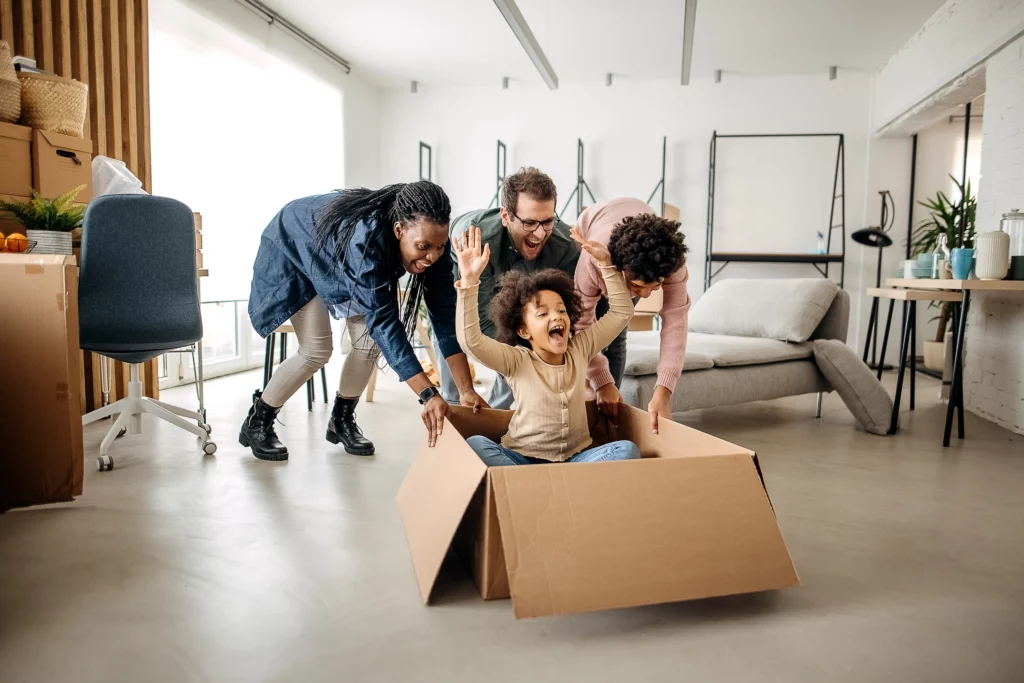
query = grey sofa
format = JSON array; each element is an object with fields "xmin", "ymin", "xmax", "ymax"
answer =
[{"xmin": 620, "ymin": 280, "xmax": 850, "ymax": 418}]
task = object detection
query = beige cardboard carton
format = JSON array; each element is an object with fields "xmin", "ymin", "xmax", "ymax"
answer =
[
  {"xmin": 0, "ymin": 254, "xmax": 84, "ymax": 510},
  {"xmin": 0, "ymin": 122, "xmax": 32, "ymax": 197},
  {"xmin": 32, "ymin": 129, "xmax": 93, "ymax": 202},
  {"xmin": 397, "ymin": 403, "xmax": 798, "ymax": 618}
]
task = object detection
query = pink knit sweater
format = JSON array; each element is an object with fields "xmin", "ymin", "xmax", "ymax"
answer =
[{"xmin": 574, "ymin": 198, "xmax": 691, "ymax": 391}]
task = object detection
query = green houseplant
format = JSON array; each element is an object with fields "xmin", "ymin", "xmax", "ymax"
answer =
[
  {"xmin": 909, "ymin": 176, "xmax": 977, "ymax": 370},
  {"xmin": 0, "ymin": 185, "xmax": 87, "ymax": 255}
]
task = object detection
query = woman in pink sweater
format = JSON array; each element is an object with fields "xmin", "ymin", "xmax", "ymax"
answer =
[{"xmin": 574, "ymin": 198, "xmax": 689, "ymax": 433}]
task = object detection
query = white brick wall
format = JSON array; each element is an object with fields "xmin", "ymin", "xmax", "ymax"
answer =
[{"xmin": 965, "ymin": 36, "xmax": 1024, "ymax": 435}]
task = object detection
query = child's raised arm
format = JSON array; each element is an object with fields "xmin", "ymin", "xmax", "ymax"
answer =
[
  {"xmin": 569, "ymin": 227, "xmax": 634, "ymax": 361},
  {"xmin": 454, "ymin": 226, "xmax": 522, "ymax": 377}
]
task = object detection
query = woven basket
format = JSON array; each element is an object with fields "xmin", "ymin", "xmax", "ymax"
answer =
[
  {"xmin": 0, "ymin": 78, "xmax": 20, "ymax": 123},
  {"xmin": 0, "ymin": 40, "xmax": 17, "ymax": 82},
  {"xmin": 18, "ymin": 71, "xmax": 88, "ymax": 137}
]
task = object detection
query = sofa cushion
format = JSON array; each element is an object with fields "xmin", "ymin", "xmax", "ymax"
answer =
[
  {"xmin": 687, "ymin": 333, "xmax": 813, "ymax": 367},
  {"xmin": 689, "ymin": 278, "xmax": 839, "ymax": 342},
  {"xmin": 812, "ymin": 339, "xmax": 892, "ymax": 436},
  {"xmin": 624, "ymin": 347, "xmax": 715, "ymax": 376}
]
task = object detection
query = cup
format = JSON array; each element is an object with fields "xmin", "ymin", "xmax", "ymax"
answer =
[
  {"xmin": 1010, "ymin": 255, "xmax": 1024, "ymax": 281},
  {"xmin": 903, "ymin": 259, "xmax": 918, "ymax": 279},
  {"xmin": 950, "ymin": 247, "xmax": 975, "ymax": 280},
  {"xmin": 936, "ymin": 259, "xmax": 951, "ymax": 279},
  {"xmin": 917, "ymin": 253, "xmax": 936, "ymax": 269}
]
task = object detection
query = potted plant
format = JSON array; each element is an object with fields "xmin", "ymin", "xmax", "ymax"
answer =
[
  {"xmin": 0, "ymin": 185, "xmax": 86, "ymax": 255},
  {"xmin": 909, "ymin": 175, "xmax": 976, "ymax": 371}
]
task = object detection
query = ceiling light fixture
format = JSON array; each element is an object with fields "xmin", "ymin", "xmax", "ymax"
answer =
[
  {"xmin": 680, "ymin": 0, "xmax": 698, "ymax": 85},
  {"xmin": 492, "ymin": 0, "xmax": 559, "ymax": 90}
]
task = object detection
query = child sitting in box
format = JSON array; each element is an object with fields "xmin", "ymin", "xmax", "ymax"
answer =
[{"xmin": 453, "ymin": 225, "xmax": 639, "ymax": 466}]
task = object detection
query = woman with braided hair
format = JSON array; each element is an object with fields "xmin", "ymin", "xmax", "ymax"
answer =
[{"xmin": 242, "ymin": 182, "xmax": 488, "ymax": 462}]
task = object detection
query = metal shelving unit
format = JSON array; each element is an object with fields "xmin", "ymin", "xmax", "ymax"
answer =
[
  {"xmin": 647, "ymin": 136, "xmax": 667, "ymax": 217},
  {"xmin": 486, "ymin": 140, "xmax": 507, "ymax": 209},
  {"xmin": 558, "ymin": 138, "xmax": 597, "ymax": 220},
  {"xmin": 704, "ymin": 131, "xmax": 846, "ymax": 289},
  {"xmin": 419, "ymin": 142, "xmax": 432, "ymax": 182}
]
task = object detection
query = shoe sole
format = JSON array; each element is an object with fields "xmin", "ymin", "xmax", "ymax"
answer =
[
  {"xmin": 238, "ymin": 431, "xmax": 289, "ymax": 461},
  {"xmin": 326, "ymin": 429, "xmax": 375, "ymax": 456}
]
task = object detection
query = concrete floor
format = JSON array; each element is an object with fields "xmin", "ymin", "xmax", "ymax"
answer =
[{"xmin": 1, "ymin": 363, "xmax": 1023, "ymax": 682}]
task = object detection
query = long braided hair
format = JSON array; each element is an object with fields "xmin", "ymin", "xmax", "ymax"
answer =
[{"xmin": 312, "ymin": 181, "xmax": 452, "ymax": 348}]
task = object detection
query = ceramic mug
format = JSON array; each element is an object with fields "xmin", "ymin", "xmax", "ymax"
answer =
[
  {"xmin": 903, "ymin": 259, "xmax": 918, "ymax": 279},
  {"xmin": 950, "ymin": 248, "xmax": 975, "ymax": 280}
]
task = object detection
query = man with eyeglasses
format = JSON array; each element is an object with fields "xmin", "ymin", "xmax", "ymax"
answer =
[{"xmin": 433, "ymin": 167, "xmax": 579, "ymax": 409}]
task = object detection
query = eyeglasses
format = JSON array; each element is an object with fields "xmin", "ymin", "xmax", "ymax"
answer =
[{"xmin": 509, "ymin": 209, "xmax": 557, "ymax": 234}]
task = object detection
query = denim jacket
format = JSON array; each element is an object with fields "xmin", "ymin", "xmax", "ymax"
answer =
[{"xmin": 248, "ymin": 194, "xmax": 462, "ymax": 382}]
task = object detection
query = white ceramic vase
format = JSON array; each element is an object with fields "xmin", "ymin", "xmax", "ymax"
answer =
[
  {"xmin": 26, "ymin": 229, "xmax": 73, "ymax": 255},
  {"xmin": 975, "ymin": 230, "xmax": 1010, "ymax": 280}
]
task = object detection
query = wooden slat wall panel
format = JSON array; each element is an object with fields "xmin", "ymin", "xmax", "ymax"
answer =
[
  {"xmin": 1, "ymin": 0, "xmax": 15, "ymax": 46},
  {"xmin": 3, "ymin": 0, "xmax": 158, "ymax": 410}
]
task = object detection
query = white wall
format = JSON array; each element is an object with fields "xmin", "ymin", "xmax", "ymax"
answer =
[
  {"xmin": 872, "ymin": 0, "xmax": 1024, "ymax": 131},
  {"xmin": 380, "ymin": 74, "xmax": 877, "ymax": 331},
  {"xmin": 964, "ymin": 36, "xmax": 1024, "ymax": 434}
]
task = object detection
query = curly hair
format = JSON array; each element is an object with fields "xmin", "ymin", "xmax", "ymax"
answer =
[
  {"xmin": 500, "ymin": 167, "xmax": 557, "ymax": 215},
  {"xmin": 607, "ymin": 214, "xmax": 688, "ymax": 283},
  {"xmin": 488, "ymin": 269, "xmax": 583, "ymax": 348}
]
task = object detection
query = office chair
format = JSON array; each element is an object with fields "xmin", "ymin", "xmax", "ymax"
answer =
[{"xmin": 79, "ymin": 195, "xmax": 216, "ymax": 471}]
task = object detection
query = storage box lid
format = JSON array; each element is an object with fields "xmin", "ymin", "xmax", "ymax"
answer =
[
  {"xmin": 35, "ymin": 129, "xmax": 93, "ymax": 154},
  {"xmin": 0, "ymin": 121, "xmax": 32, "ymax": 141},
  {"xmin": 0, "ymin": 253, "xmax": 76, "ymax": 266}
]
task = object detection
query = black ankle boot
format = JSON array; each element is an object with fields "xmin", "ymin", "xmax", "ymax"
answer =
[
  {"xmin": 238, "ymin": 391, "xmax": 289, "ymax": 461},
  {"xmin": 326, "ymin": 396, "xmax": 375, "ymax": 456}
]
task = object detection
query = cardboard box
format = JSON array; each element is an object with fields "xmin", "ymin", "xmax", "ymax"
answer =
[
  {"xmin": 398, "ymin": 403, "xmax": 799, "ymax": 618},
  {"xmin": 0, "ymin": 254, "xmax": 84, "ymax": 510},
  {"xmin": 0, "ymin": 122, "xmax": 33, "ymax": 197},
  {"xmin": 33, "ymin": 129, "xmax": 93, "ymax": 202}
]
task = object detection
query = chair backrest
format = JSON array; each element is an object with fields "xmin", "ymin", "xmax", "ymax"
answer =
[{"xmin": 79, "ymin": 194, "xmax": 202, "ymax": 351}]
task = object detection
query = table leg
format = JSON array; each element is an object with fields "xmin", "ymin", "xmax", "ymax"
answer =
[
  {"xmin": 888, "ymin": 304, "xmax": 914, "ymax": 435},
  {"xmin": 943, "ymin": 291, "xmax": 970, "ymax": 447},
  {"xmin": 877, "ymin": 299, "xmax": 895, "ymax": 381},
  {"xmin": 863, "ymin": 298, "xmax": 878, "ymax": 364},
  {"xmin": 321, "ymin": 367, "xmax": 329, "ymax": 403},
  {"xmin": 910, "ymin": 300, "xmax": 917, "ymax": 411},
  {"xmin": 263, "ymin": 336, "xmax": 273, "ymax": 388}
]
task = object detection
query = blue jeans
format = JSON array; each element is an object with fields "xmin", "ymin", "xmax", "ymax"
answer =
[{"xmin": 466, "ymin": 436, "xmax": 641, "ymax": 467}]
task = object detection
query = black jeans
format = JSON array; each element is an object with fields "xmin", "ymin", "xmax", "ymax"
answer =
[{"xmin": 594, "ymin": 295, "xmax": 636, "ymax": 388}]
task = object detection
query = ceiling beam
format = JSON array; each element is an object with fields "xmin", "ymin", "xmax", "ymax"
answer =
[
  {"xmin": 492, "ymin": 0, "xmax": 559, "ymax": 90},
  {"xmin": 680, "ymin": 0, "xmax": 697, "ymax": 85}
]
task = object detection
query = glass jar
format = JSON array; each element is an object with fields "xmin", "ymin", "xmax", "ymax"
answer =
[{"xmin": 1002, "ymin": 209, "xmax": 1024, "ymax": 257}]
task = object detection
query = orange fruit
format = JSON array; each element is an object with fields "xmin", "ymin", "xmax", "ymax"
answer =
[
  {"xmin": 0, "ymin": 232, "xmax": 5, "ymax": 252},
  {"xmin": 5, "ymin": 232, "xmax": 28, "ymax": 253}
]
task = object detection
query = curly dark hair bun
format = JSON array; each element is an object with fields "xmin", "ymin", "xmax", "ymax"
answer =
[
  {"xmin": 488, "ymin": 269, "xmax": 583, "ymax": 347},
  {"xmin": 607, "ymin": 214, "xmax": 688, "ymax": 283}
]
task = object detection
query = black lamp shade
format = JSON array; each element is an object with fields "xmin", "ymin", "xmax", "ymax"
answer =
[{"xmin": 852, "ymin": 227, "xmax": 893, "ymax": 248}]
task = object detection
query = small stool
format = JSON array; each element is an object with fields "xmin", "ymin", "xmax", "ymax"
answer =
[
  {"xmin": 264, "ymin": 323, "xmax": 329, "ymax": 411},
  {"xmin": 864, "ymin": 288, "xmax": 962, "ymax": 434}
]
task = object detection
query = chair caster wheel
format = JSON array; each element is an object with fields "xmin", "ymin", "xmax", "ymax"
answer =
[
  {"xmin": 202, "ymin": 441, "xmax": 217, "ymax": 455},
  {"xmin": 97, "ymin": 455, "xmax": 114, "ymax": 472},
  {"xmin": 201, "ymin": 423, "xmax": 212, "ymax": 435}
]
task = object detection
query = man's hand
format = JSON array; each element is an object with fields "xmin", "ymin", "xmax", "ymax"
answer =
[
  {"xmin": 453, "ymin": 225, "xmax": 491, "ymax": 285},
  {"xmin": 648, "ymin": 385, "xmax": 673, "ymax": 434},
  {"xmin": 595, "ymin": 382, "xmax": 622, "ymax": 426},
  {"xmin": 459, "ymin": 388, "xmax": 490, "ymax": 414},
  {"xmin": 421, "ymin": 394, "xmax": 449, "ymax": 447},
  {"xmin": 569, "ymin": 226, "xmax": 612, "ymax": 267}
]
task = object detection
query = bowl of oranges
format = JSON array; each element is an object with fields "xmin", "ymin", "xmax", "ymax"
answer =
[{"xmin": 0, "ymin": 232, "xmax": 31, "ymax": 253}]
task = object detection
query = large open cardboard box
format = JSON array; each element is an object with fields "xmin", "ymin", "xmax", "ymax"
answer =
[{"xmin": 397, "ymin": 403, "xmax": 798, "ymax": 618}]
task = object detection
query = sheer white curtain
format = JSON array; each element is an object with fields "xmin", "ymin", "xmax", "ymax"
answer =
[{"xmin": 149, "ymin": 0, "xmax": 345, "ymax": 304}]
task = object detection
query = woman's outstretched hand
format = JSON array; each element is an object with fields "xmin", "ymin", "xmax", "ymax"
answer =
[
  {"xmin": 422, "ymin": 394, "xmax": 449, "ymax": 447},
  {"xmin": 453, "ymin": 225, "xmax": 491, "ymax": 285},
  {"xmin": 570, "ymin": 226, "xmax": 612, "ymax": 267}
]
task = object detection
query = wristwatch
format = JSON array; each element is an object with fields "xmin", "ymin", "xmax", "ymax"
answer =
[{"xmin": 418, "ymin": 386, "xmax": 441, "ymax": 405}]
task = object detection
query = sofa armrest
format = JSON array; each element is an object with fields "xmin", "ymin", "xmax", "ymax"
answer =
[{"xmin": 811, "ymin": 288, "xmax": 849, "ymax": 342}]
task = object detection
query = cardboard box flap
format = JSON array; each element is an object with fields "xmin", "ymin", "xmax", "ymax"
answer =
[
  {"xmin": 591, "ymin": 402, "xmax": 754, "ymax": 460},
  {"xmin": 0, "ymin": 121, "xmax": 33, "ymax": 141},
  {"xmin": 37, "ymin": 129, "xmax": 94, "ymax": 155},
  {"xmin": 490, "ymin": 455, "xmax": 799, "ymax": 618},
  {"xmin": 396, "ymin": 411, "xmax": 490, "ymax": 604}
]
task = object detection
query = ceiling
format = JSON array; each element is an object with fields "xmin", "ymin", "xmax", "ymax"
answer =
[{"xmin": 258, "ymin": 0, "xmax": 947, "ymax": 87}]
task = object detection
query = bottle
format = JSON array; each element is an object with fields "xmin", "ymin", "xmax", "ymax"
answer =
[
  {"xmin": 932, "ymin": 234, "xmax": 946, "ymax": 278},
  {"xmin": 816, "ymin": 231, "xmax": 825, "ymax": 254}
]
